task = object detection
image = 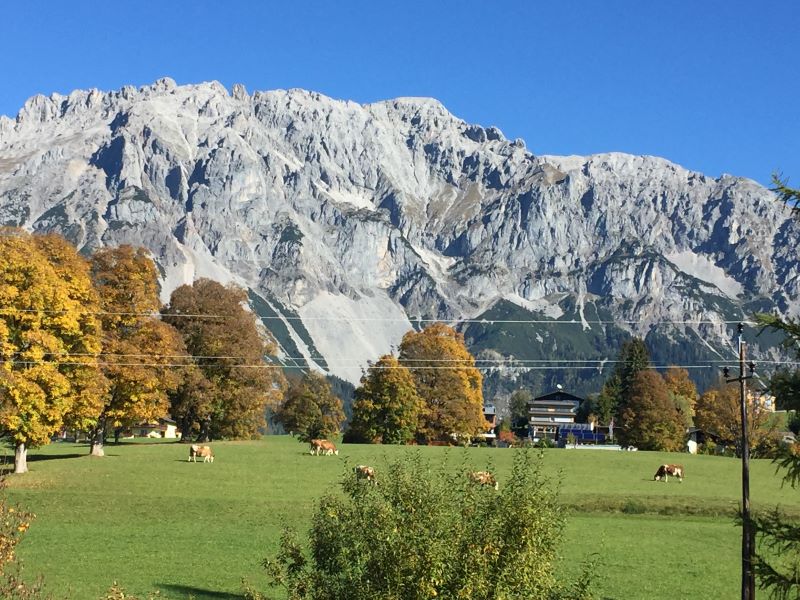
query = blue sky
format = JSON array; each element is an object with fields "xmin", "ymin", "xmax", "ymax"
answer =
[{"xmin": 1, "ymin": 1, "xmax": 798, "ymax": 185}]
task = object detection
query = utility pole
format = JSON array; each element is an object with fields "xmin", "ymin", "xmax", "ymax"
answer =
[{"xmin": 724, "ymin": 322, "xmax": 756, "ymax": 600}]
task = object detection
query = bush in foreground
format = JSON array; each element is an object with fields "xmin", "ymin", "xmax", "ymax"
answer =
[{"xmin": 249, "ymin": 450, "xmax": 594, "ymax": 600}]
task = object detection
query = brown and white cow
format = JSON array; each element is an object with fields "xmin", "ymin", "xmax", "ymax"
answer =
[
  {"xmin": 309, "ymin": 439, "xmax": 338, "ymax": 456},
  {"xmin": 320, "ymin": 440, "xmax": 338, "ymax": 455},
  {"xmin": 468, "ymin": 470, "xmax": 499, "ymax": 490},
  {"xmin": 354, "ymin": 465, "xmax": 376, "ymax": 484},
  {"xmin": 189, "ymin": 444, "xmax": 214, "ymax": 463},
  {"xmin": 654, "ymin": 464, "xmax": 684, "ymax": 482}
]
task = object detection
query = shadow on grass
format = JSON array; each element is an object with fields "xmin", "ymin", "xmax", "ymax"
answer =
[
  {"xmin": 158, "ymin": 584, "xmax": 244, "ymax": 599},
  {"xmin": 29, "ymin": 453, "xmax": 86, "ymax": 462}
]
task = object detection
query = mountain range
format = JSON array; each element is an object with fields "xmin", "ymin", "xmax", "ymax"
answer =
[{"xmin": 1, "ymin": 78, "xmax": 797, "ymax": 401}]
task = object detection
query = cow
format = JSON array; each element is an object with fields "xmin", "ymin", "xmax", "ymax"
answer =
[
  {"xmin": 320, "ymin": 440, "xmax": 338, "ymax": 456},
  {"xmin": 309, "ymin": 439, "xmax": 324, "ymax": 455},
  {"xmin": 309, "ymin": 439, "xmax": 338, "ymax": 456},
  {"xmin": 189, "ymin": 444, "xmax": 214, "ymax": 463},
  {"xmin": 354, "ymin": 465, "xmax": 376, "ymax": 484},
  {"xmin": 654, "ymin": 464, "xmax": 684, "ymax": 482},
  {"xmin": 467, "ymin": 470, "xmax": 499, "ymax": 490}
]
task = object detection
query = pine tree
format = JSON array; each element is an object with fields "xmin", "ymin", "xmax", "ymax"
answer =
[
  {"xmin": 508, "ymin": 389, "xmax": 532, "ymax": 437},
  {"xmin": 750, "ymin": 175, "xmax": 800, "ymax": 597},
  {"xmin": 604, "ymin": 337, "xmax": 651, "ymax": 427}
]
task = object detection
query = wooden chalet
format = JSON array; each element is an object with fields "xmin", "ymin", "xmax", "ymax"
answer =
[{"xmin": 528, "ymin": 388, "xmax": 585, "ymax": 442}]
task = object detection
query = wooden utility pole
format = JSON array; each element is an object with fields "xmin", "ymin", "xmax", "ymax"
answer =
[{"xmin": 725, "ymin": 322, "xmax": 756, "ymax": 599}]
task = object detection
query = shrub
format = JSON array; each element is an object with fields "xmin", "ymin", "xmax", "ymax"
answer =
[
  {"xmin": 0, "ymin": 479, "xmax": 47, "ymax": 599},
  {"xmin": 497, "ymin": 429, "xmax": 518, "ymax": 446},
  {"xmin": 534, "ymin": 438, "xmax": 556, "ymax": 449},
  {"xmin": 250, "ymin": 451, "xmax": 593, "ymax": 600}
]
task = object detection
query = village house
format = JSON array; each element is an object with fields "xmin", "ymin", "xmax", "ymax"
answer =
[
  {"xmin": 132, "ymin": 417, "xmax": 180, "ymax": 439},
  {"xmin": 527, "ymin": 386, "xmax": 585, "ymax": 442},
  {"xmin": 480, "ymin": 403, "xmax": 497, "ymax": 442}
]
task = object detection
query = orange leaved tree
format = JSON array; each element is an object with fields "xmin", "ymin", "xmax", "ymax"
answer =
[
  {"xmin": 398, "ymin": 323, "xmax": 485, "ymax": 442},
  {"xmin": 88, "ymin": 246, "xmax": 184, "ymax": 456}
]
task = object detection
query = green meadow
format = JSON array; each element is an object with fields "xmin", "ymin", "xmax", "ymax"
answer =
[{"xmin": 4, "ymin": 437, "xmax": 799, "ymax": 600}]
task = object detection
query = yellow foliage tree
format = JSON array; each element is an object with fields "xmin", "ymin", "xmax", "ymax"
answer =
[
  {"xmin": 695, "ymin": 379, "xmax": 778, "ymax": 457},
  {"xmin": 347, "ymin": 354, "xmax": 424, "ymax": 444},
  {"xmin": 663, "ymin": 366, "xmax": 698, "ymax": 429},
  {"xmin": 89, "ymin": 246, "xmax": 184, "ymax": 455},
  {"xmin": 0, "ymin": 230, "xmax": 104, "ymax": 473},
  {"xmin": 398, "ymin": 323, "xmax": 485, "ymax": 442}
]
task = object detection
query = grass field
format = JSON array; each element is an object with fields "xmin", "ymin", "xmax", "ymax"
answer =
[{"xmin": 3, "ymin": 437, "xmax": 799, "ymax": 599}]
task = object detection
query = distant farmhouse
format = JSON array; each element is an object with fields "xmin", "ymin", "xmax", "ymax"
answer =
[
  {"xmin": 132, "ymin": 418, "xmax": 180, "ymax": 439},
  {"xmin": 527, "ymin": 387, "xmax": 607, "ymax": 444}
]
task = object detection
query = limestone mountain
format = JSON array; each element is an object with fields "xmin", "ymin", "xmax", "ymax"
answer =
[{"xmin": 1, "ymin": 78, "xmax": 797, "ymax": 399}]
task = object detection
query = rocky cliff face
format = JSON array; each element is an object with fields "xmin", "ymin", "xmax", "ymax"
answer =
[{"xmin": 1, "ymin": 78, "xmax": 797, "ymax": 389}]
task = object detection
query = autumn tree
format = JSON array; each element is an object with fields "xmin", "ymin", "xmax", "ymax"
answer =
[
  {"xmin": 273, "ymin": 371, "xmax": 345, "ymax": 441},
  {"xmin": 0, "ymin": 230, "xmax": 104, "ymax": 473},
  {"xmin": 163, "ymin": 279, "xmax": 285, "ymax": 440},
  {"xmin": 347, "ymin": 355, "xmax": 424, "ymax": 444},
  {"xmin": 663, "ymin": 366, "xmax": 698, "ymax": 429},
  {"xmin": 89, "ymin": 246, "xmax": 184, "ymax": 455},
  {"xmin": 398, "ymin": 323, "xmax": 485, "ymax": 442},
  {"xmin": 599, "ymin": 337, "xmax": 651, "ymax": 425},
  {"xmin": 617, "ymin": 370, "xmax": 685, "ymax": 451},
  {"xmin": 167, "ymin": 364, "xmax": 214, "ymax": 440},
  {"xmin": 694, "ymin": 380, "xmax": 777, "ymax": 457}
]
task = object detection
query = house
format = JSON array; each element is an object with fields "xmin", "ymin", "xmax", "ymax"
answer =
[
  {"xmin": 133, "ymin": 418, "xmax": 180, "ymax": 439},
  {"xmin": 528, "ymin": 386, "xmax": 584, "ymax": 441},
  {"xmin": 748, "ymin": 390, "xmax": 776, "ymax": 411},
  {"xmin": 479, "ymin": 404, "xmax": 497, "ymax": 441},
  {"xmin": 685, "ymin": 427, "xmax": 722, "ymax": 454}
]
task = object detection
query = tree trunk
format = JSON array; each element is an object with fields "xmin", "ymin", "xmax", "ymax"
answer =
[
  {"xmin": 90, "ymin": 419, "xmax": 106, "ymax": 457},
  {"xmin": 14, "ymin": 442, "xmax": 28, "ymax": 474},
  {"xmin": 113, "ymin": 427, "xmax": 122, "ymax": 444},
  {"xmin": 179, "ymin": 416, "xmax": 193, "ymax": 441},
  {"xmin": 198, "ymin": 418, "xmax": 211, "ymax": 443}
]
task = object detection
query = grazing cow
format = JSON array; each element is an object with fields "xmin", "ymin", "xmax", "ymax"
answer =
[
  {"xmin": 309, "ymin": 439, "xmax": 338, "ymax": 456},
  {"xmin": 467, "ymin": 470, "xmax": 499, "ymax": 490},
  {"xmin": 320, "ymin": 440, "xmax": 338, "ymax": 456},
  {"xmin": 189, "ymin": 444, "xmax": 214, "ymax": 463},
  {"xmin": 654, "ymin": 464, "xmax": 684, "ymax": 482},
  {"xmin": 309, "ymin": 439, "xmax": 324, "ymax": 455},
  {"xmin": 354, "ymin": 465, "xmax": 376, "ymax": 484}
]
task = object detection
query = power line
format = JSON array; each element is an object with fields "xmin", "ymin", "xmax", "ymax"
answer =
[
  {"xmin": 24, "ymin": 351, "xmax": 800, "ymax": 367},
  {"xmin": 0, "ymin": 307, "xmax": 761, "ymax": 326},
  {"xmin": 2, "ymin": 359, "xmax": 795, "ymax": 372}
]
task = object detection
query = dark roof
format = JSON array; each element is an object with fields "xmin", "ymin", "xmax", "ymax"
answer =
[{"xmin": 532, "ymin": 390, "xmax": 585, "ymax": 404}]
